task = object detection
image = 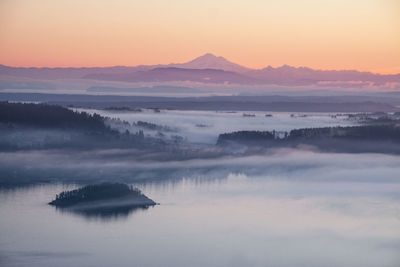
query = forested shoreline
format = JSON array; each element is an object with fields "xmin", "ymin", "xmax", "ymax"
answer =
[{"xmin": 217, "ymin": 124, "xmax": 400, "ymax": 153}]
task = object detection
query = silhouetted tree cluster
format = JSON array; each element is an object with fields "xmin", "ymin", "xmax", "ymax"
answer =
[
  {"xmin": 49, "ymin": 183, "xmax": 156, "ymax": 207},
  {"xmin": 0, "ymin": 102, "xmax": 178, "ymax": 151},
  {"xmin": 217, "ymin": 130, "xmax": 275, "ymax": 145},
  {"xmin": 217, "ymin": 125, "xmax": 400, "ymax": 146},
  {"xmin": 0, "ymin": 102, "xmax": 107, "ymax": 130},
  {"xmin": 287, "ymin": 125, "xmax": 400, "ymax": 141},
  {"xmin": 133, "ymin": 120, "xmax": 174, "ymax": 132},
  {"xmin": 136, "ymin": 121, "xmax": 162, "ymax": 130}
]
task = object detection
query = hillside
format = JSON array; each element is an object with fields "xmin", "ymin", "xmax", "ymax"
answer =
[{"xmin": 217, "ymin": 124, "xmax": 400, "ymax": 153}]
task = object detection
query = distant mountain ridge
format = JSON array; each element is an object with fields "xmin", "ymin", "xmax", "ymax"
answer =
[
  {"xmin": 169, "ymin": 53, "xmax": 251, "ymax": 73},
  {"xmin": 1, "ymin": 53, "xmax": 399, "ymax": 87},
  {"xmin": 84, "ymin": 67, "xmax": 256, "ymax": 84}
]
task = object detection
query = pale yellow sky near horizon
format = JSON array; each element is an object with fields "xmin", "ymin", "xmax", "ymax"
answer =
[{"xmin": 0, "ymin": 0, "xmax": 399, "ymax": 73}]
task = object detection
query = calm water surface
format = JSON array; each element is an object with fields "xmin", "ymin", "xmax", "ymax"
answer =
[{"xmin": 1, "ymin": 166, "xmax": 399, "ymax": 267}]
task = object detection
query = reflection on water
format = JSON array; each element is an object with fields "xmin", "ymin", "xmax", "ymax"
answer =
[
  {"xmin": 1, "ymin": 162, "xmax": 400, "ymax": 267},
  {"xmin": 53, "ymin": 204, "xmax": 155, "ymax": 222}
]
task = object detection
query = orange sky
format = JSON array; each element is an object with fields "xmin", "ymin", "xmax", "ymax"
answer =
[{"xmin": 1, "ymin": 0, "xmax": 399, "ymax": 74}]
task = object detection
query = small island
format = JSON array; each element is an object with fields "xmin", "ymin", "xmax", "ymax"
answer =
[{"xmin": 49, "ymin": 183, "xmax": 157, "ymax": 215}]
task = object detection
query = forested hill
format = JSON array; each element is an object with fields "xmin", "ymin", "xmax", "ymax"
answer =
[
  {"xmin": 0, "ymin": 102, "xmax": 190, "ymax": 153},
  {"xmin": 0, "ymin": 102, "xmax": 107, "ymax": 130},
  {"xmin": 0, "ymin": 102, "xmax": 144, "ymax": 151},
  {"xmin": 286, "ymin": 125, "xmax": 400, "ymax": 141},
  {"xmin": 217, "ymin": 125, "xmax": 400, "ymax": 153},
  {"xmin": 218, "ymin": 125, "xmax": 400, "ymax": 145}
]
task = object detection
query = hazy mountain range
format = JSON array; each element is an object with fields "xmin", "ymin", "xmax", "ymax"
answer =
[{"xmin": 1, "ymin": 53, "xmax": 399, "ymax": 87}]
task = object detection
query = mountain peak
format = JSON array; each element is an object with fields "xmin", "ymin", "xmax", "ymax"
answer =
[
  {"xmin": 199, "ymin": 53, "xmax": 219, "ymax": 58},
  {"xmin": 195, "ymin": 53, "xmax": 227, "ymax": 61},
  {"xmin": 173, "ymin": 53, "xmax": 250, "ymax": 73},
  {"xmin": 188, "ymin": 53, "xmax": 230, "ymax": 65}
]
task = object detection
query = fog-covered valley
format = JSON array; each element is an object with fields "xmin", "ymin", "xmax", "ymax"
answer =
[
  {"xmin": 79, "ymin": 108, "xmax": 359, "ymax": 144},
  {"xmin": 1, "ymin": 102, "xmax": 400, "ymax": 185}
]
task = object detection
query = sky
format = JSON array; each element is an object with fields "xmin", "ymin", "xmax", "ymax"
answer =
[{"xmin": 0, "ymin": 0, "xmax": 399, "ymax": 73}]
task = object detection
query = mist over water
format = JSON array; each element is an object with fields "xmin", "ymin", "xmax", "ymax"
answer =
[
  {"xmin": 1, "ymin": 106, "xmax": 399, "ymax": 267},
  {"xmin": 76, "ymin": 108, "xmax": 356, "ymax": 144},
  {"xmin": 1, "ymin": 149, "xmax": 400, "ymax": 267},
  {"xmin": 1, "ymin": 0, "xmax": 399, "ymax": 265}
]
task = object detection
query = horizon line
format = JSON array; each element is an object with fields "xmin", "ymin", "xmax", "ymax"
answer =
[{"xmin": 1, "ymin": 53, "xmax": 399, "ymax": 75}]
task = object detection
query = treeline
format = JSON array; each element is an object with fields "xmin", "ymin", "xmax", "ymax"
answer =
[
  {"xmin": 217, "ymin": 124, "xmax": 400, "ymax": 148},
  {"xmin": 0, "ymin": 101, "xmax": 107, "ymax": 130},
  {"xmin": 217, "ymin": 131, "xmax": 275, "ymax": 145},
  {"xmin": 0, "ymin": 102, "xmax": 168, "ymax": 151},
  {"xmin": 287, "ymin": 125, "xmax": 400, "ymax": 141},
  {"xmin": 133, "ymin": 121, "xmax": 175, "ymax": 132},
  {"xmin": 49, "ymin": 183, "xmax": 156, "ymax": 208}
]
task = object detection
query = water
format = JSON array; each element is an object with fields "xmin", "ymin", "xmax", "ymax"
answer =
[
  {"xmin": 1, "ymin": 108, "xmax": 397, "ymax": 266},
  {"xmin": 1, "ymin": 151, "xmax": 400, "ymax": 267}
]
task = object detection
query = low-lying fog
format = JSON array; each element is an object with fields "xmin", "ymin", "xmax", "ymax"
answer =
[
  {"xmin": 1, "ymin": 147, "xmax": 400, "ymax": 185},
  {"xmin": 76, "ymin": 108, "xmax": 357, "ymax": 144},
  {"xmin": 1, "ymin": 105, "xmax": 399, "ymax": 266},
  {"xmin": 1, "ymin": 149, "xmax": 399, "ymax": 267},
  {"xmin": 2, "ymin": 77, "xmax": 392, "ymax": 97}
]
